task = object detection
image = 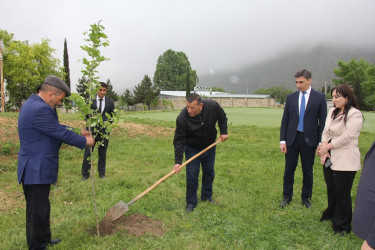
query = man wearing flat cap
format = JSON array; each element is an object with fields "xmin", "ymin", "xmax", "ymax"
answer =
[{"xmin": 17, "ymin": 75, "xmax": 95, "ymax": 249}]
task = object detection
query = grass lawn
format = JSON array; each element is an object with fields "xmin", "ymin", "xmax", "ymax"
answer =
[
  {"xmin": 0, "ymin": 110, "xmax": 374, "ymax": 249},
  {"xmin": 122, "ymin": 107, "xmax": 375, "ymax": 133}
]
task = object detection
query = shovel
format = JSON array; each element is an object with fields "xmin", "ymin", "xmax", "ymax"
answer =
[{"xmin": 105, "ymin": 139, "xmax": 221, "ymax": 221}]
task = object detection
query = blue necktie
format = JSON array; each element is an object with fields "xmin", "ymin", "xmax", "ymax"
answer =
[{"xmin": 298, "ymin": 92, "xmax": 306, "ymax": 132}]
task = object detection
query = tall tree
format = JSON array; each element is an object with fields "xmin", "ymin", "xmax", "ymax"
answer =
[
  {"xmin": 153, "ymin": 49, "xmax": 197, "ymax": 91},
  {"xmin": 133, "ymin": 75, "xmax": 160, "ymax": 109},
  {"xmin": 121, "ymin": 88, "xmax": 134, "ymax": 106},
  {"xmin": 105, "ymin": 79, "xmax": 118, "ymax": 102},
  {"xmin": 1, "ymin": 32, "xmax": 62, "ymax": 109},
  {"xmin": 63, "ymin": 38, "xmax": 72, "ymax": 112},
  {"xmin": 76, "ymin": 75, "xmax": 90, "ymax": 101},
  {"xmin": 333, "ymin": 58, "xmax": 375, "ymax": 110},
  {"xmin": 186, "ymin": 67, "xmax": 190, "ymax": 98},
  {"xmin": 122, "ymin": 89, "xmax": 135, "ymax": 105},
  {"xmin": 0, "ymin": 30, "xmax": 14, "ymax": 47},
  {"xmin": 63, "ymin": 38, "xmax": 71, "ymax": 89}
]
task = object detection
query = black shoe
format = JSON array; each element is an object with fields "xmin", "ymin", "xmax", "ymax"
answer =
[
  {"xmin": 82, "ymin": 176, "xmax": 89, "ymax": 181},
  {"xmin": 320, "ymin": 212, "xmax": 333, "ymax": 222},
  {"xmin": 99, "ymin": 174, "xmax": 106, "ymax": 179},
  {"xmin": 50, "ymin": 238, "xmax": 61, "ymax": 245},
  {"xmin": 302, "ymin": 199, "xmax": 311, "ymax": 209},
  {"xmin": 202, "ymin": 198, "xmax": 218, "ymax": 204},
  {"xmin": 185, "ymin": 205, "xmax": 195, "ymax": 213},
  {"xmin": 279, "ymin": 198, "xmax": 291, "ymax": 208}
]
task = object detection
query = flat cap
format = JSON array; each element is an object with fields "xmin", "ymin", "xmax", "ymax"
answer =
[{"xmin": 44, "ymin": 75, "xmax": 71, "ymax": 97}]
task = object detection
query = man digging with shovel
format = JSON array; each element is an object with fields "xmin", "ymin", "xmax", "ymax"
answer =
[{"xmin": 173, "ymin": 93, "xmax": 229, "ymax": 212}]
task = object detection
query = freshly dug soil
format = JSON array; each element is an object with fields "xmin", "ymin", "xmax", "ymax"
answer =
[{"xmin": 95, "ymin": 213, "xmax": 165, "ymax": 237}]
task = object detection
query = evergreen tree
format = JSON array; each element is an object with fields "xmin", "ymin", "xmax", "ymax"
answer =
[
  {"xmin": 120, "ymin": 89, "xmax": 134, "ymax": 107},
  {"xmin": 76, "ymin": 76, "xmax": 90, "ymax": 101},
  {"xmin": 105, "ymin": 79, "xmax": 118, "ymax": 101},
  {"xmin": 63, "ymin": 38, "xmax": 71, "ymax": 89},
  {"xmin": 63, "ymin": 38, "xmax": 72, "ymax": 112},
  {"xmin": 133, "ymin": 75, "xmax": 160, "ymax": 109},
  {"xmin": 186, "ymin": 67, "xmax": 190, "ymax": 98}
]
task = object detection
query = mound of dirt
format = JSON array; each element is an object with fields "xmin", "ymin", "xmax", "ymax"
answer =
[
  {"xmin": 61, "ymin": 120, "xmax": 174, "ymax": 138},
  {"xmin": 96, "ymin": 213, "xmax": 165, "ymax": 237},
  {"xmin": 117, "ymin": 122, "xmax": 174, "ymax": 138}
]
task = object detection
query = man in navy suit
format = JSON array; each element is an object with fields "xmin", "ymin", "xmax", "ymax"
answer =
[
  {"xmin": 279, "ymin": 69, "xmax": 327, "ymax": 208},
  {"xmin": 18, "ymin": 75, "xmax": 95, "ymax": 249},
  {"xmin": 81, "ymin": 82, "xmax": 115, "ymax": 180},
  {"xmin": 353, "ymin": 141, "xmax": 375, "ymax": 249}
]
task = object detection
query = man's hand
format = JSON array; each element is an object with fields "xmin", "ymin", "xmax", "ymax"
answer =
[
  {"xmin": 86, "ymin": 136, "xmax": 95, "ymax": 146},
  {"xmin": 220, "ymin": 134, "xmax": 229, "ymax": 142},
  {"xmin": 361, "ymin": 240, "xmax": 374, "ymax": 250},
  {"xmin": 173, "ymin": 164, "xmax": 181, "ymax": 173},
  {"xmin": 81, "ymin": 130, "xmax": 91, "ymax": 137},
  {"xmin": 280, "ymin": 144, "xmax": 287, "ymax": 153}
]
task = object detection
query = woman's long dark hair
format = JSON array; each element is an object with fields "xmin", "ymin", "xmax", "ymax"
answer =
[{"xmin": 331, "ymin": 84, "xmax": 359, "ymax": 123}]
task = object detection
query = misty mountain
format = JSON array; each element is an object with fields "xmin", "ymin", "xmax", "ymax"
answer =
[{"xmin": 198, "ymin": 44, "xmax": 375, "ymax": 94}]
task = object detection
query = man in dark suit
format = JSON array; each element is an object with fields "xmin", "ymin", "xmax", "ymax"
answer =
[
  {"xmin": 353, "ymin": 141, "xmax": 375, "ymax": 249},
  {"xmin": 18, "ymin": 75, "xmax": 95, "ymax": 249},
  {"xmin": 279, "ymin": 69, "xmax": 327, "ymax": 208},
  {"xmin": 81, "ymin": 82, "xmax": 115, "ymax": 180}
]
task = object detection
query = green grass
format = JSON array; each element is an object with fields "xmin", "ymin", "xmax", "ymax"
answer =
[
  {"xmin": 121, "ymin": 107, "xmax": 375, "ymax": 133},
  {"xmin": 0, "ymin": 111, "xmax": 374, "ymax": 249}
]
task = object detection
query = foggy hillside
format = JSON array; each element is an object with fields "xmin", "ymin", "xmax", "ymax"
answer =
[{"xmin": 198, "ymin": 44, "xmax": 375, "ymax": 94}]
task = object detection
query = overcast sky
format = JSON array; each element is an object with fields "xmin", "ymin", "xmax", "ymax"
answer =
[{"xmin": 1, "ymin": 0, "xmax": 375, "ymax": 93}]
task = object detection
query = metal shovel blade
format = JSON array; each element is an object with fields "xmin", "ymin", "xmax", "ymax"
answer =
[{"xmin": 105, "ymin": 200, "xmax": 129, "ymax": 221}]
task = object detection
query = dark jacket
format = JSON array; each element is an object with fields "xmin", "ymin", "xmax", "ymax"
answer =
[
  {"xmin": 353, "ymin": 141, "xmax": 375, "ymax": 248},
  {"xmin": 17, "ymin": 94, "xmax": 86, "ymax": 184},
  {"xmin": 90, "ymin": 96, "xmax": 115, "ymax": 122},
  {"xmin": 88, "ymin": 96, "xmax": 115, "ymax": 136},
  {"xmin": 174, "ymin": 99, "xmax": 228, "ymax": 164},
  {"xmin": 280, "ymin": 89, "xmax": 327, "ymax": 147}
]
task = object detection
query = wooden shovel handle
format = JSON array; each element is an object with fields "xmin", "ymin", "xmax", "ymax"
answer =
[{"xmin": 130, "ymin": 139, "xmax": 222, "ymax": 204}]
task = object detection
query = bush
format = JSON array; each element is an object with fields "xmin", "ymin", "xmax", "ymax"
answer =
[{"xmin": 0, "ymin": 143, "xmax": 12, "ymax": 155}]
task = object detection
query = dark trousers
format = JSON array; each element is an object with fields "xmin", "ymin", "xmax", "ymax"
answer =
[
  {"xmin": 82, "ymin": 134, "xmax": 109, "ymax": 177},
  {"xmin": 323, "ymin": 166, "xmax": 356, "ymax": 233},
  {"xmin": 185, "ymin": 145, "xmax": 216, "ymax": 207},
  {"xmin": 22, "ymin": 183, "xmax": 51, "ymax": 250},
  {"xmin": 283, "ymin": 133, "xmax": 316, "ymax": 201}
]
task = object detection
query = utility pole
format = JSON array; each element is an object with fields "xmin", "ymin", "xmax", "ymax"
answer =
[
  {"xmin": 0, "ymin": 40, "xmax": 4, "ymax": 113},
  {"xmin": 247, "ymin": 79, "xmax": 249, "ymax": 95},
  {"xmin": 324, "ymin": 81, "xmax": 327, "ymax": 95}
]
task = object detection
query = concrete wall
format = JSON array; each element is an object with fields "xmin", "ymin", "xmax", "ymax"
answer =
[
  {"xmin": 212, "ymin": 97, "xmax": 276, "ymax": 108},
  {"xmin": 156, "ymin": 96, "xmax": 277, "ymax": 110}
]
